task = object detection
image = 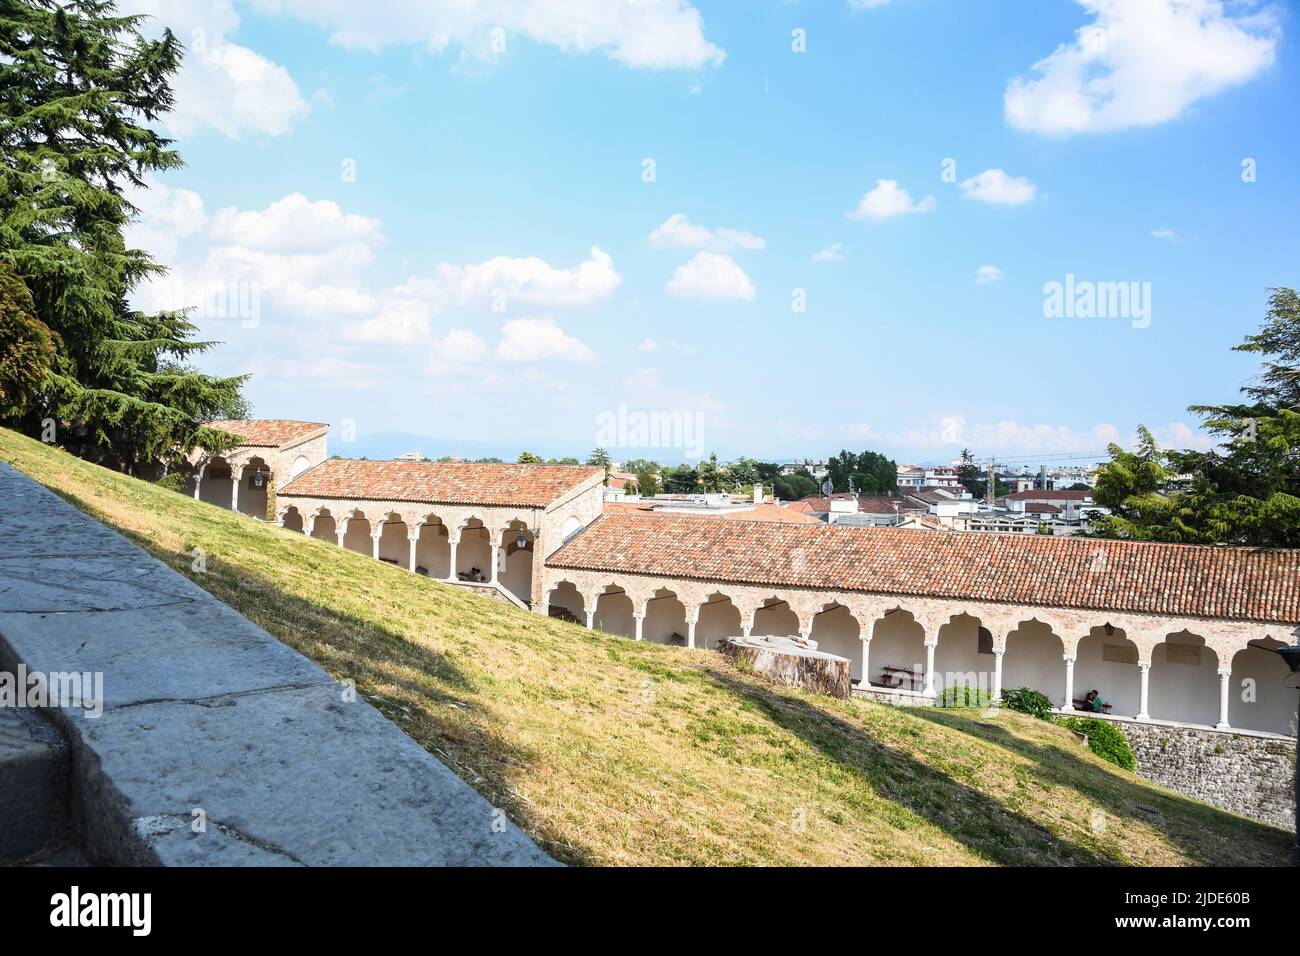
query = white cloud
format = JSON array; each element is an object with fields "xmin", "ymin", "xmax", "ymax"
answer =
[
  {"xmin": 639, "ymin": 338, "xmax": 694, "ymax": 355},
  {"xmin": 121, "ymin": 0, "xmax": 309, "ymax": 138},
  {"xmin": 497, "ymin": 317, "xmax": 595, "ymax": 362},
  {"xmin": 812, "ymin": 242, "xmax": 846, "ymax": 263},
  {"xmin": 959, "ymin": 168, "xmax": 1037, "ymax": 205},
  {"xmin": 208, "ymin": 193, "xmax": 383, "ymax": 252},
  {"xmin": 250, "ymin": 0, "xmax": 725, "ymax": 69},
  {"xmin": 622, "ymin": 366, "xmax": 725, "ymax": 416},
  {"xmin": 666, "ymin": 252, "xmax": 755, "ymax": 301},
  {"xmin": 846, "ymin": 180, "xmax": 936, "ymax": 221},
  {"xmin": 975, "ymin": 265, "xmax": 1005, "ymax": 284},
  {"xmin": 125, "ymin": 180, "xmax": 207, "ymax": 262},
  {"xmin": 437, "ymin": 328, "xmax": 490, "ymax": 363},
  {"xmin": 1004, "ymin": 0, "xmax": 1280, "ymax": 136},
  {"xmin": 647, "ymin": 213, "xmax": 765, "ymax": 252},
  {"xmin": 403, "ymin": 247, "xmax": 621, "ymax": 312}
]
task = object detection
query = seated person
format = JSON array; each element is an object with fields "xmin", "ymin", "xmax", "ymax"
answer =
[{"xmin": 1083, "ymin": 689, "xmax": 1106, "ymax": 713}]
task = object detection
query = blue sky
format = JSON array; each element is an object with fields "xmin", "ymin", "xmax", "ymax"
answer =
[{"xmin": 122, "ymin": 0, "xmax": 1300, "ymax": 465}]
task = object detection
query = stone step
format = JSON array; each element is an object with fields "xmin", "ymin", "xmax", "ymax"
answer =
[{"xmin": 0, "ymin": 707, "xmax": 71, "ymax": 863}]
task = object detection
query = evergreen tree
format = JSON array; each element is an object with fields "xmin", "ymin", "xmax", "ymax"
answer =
[
  {"xmin": 0, "ymin": 263, "xmax": 54, "ymax": 416},
  {"xmin": 0, "ymin": 0, "xmax": 248, "ymax": 473}
]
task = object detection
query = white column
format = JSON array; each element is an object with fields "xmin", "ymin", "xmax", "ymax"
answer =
[
  {"xmin": 371, "ymin": 534, "xmax": 381, "ymax": 560},
  {"xmin": 585, "ymin": 608, "xmax": 595, "ymax": 629},
  {"xmin": 335, "ymin": 528, "xmax": 346, "ymax": 548},
  {"xmin": 230, "ymin": 473, "xmax": 240, "ymax": 511},
  {"xmin": 193, "ymin": 466, "xmax": 204, "ymax": 500},
  {"xmin": 446, "ymin": 537, "xmax": 459, "ymax": 581},
  {"xmin": 1136, "ymin": 661, "xmax": 1151, "ymax": 721},
  {"xmin": 1063, "ymin": 655, "xmax": 1076, "ymax": 710},
  {"xmin": 489, "ymin": 531, "xmax": 501, "ymax": 585},
  {"xmin": 1216, "ymin": 667, "xmax": 1231, "ymax": 730},
  {"xmin": 686, "ymin": 617, "xmax": 697, "ymax": 650},
  {"xmin": 407, "ymin": 536, "xmax": 418, "ymax": 572},
  {"xmin": 633, "ymin": 613, "xmax": 644, "ymax": 642},
  {"xmin": 923, "ymin": 640, "xmax": 937, "ymax": 697},
  {"xmin": 992, "ymin": 648, "xmax": 1004, "ymax": 702},
  {"xmin": 740, "ymin": 621, "xmax": 753, "ymax": 639},
  {"xmin": 798, "ymin": 625, "xmax": 812, "ymax": 644},
  {"xmin": 860, "ymin": 637, "xmax": 872, "ymax": 687}
]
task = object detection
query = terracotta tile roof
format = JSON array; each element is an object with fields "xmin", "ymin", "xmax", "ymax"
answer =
[
  {"xmin": 206, "ymin": 419, "xmax": 328, "ymax": 448},
  {"xmin": 1024, "ymin": 503, "xmax": 1062, "ymax": 514},
  {"xmin": 546, "ymin": 514, "xmax": 1300, "ymax": 624},
  {"xmin": 603, "ymin": 501, "xmax": 821, "ymax": 524},
  {"xmin": 278, "ymin": 458, "xmax": 603, "ymax": 508}
]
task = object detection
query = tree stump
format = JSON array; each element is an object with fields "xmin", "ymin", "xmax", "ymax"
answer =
[{"xmin": 721, "ymin": 635, "xmax": 852, "ymax": 699}]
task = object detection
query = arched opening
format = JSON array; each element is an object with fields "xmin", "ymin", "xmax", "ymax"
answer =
[
  {"xmin": 934, "ymin": 613, "xmax": 994, "ymax": 699},
  {"xmin": 309, "ymin": 509, "xmax": 336, "ymax": 543},
  {"xmin": 751, "ymin": 598, "xmax": 799, "ymax": 637},
  {"xmin": 289, "ymin": 454, "xmax": 312, "ymax": 478},
  {"xmin": 1074, "ymin": 626, "xmax": 1140, "ymax": 717},
  {"xmin": 643, "ymin": 589, "xmax": 688, "ymax": 646},
  {"xmin": 197, "ymin": 457, "xmax": 234, "ymax": 508},
  {"xmin": 867, "ymin": 608, "xmax": 925, "ymax": 691},
  {"xmin": 235, "ymin": 456, "xmax": 271, "ymax": 519},
  {"xmin": 809, "ymin": 604, "xmax": 862, "ymax": 681},
  {"xmin": 499, "ymin": 521, "xmax": 534, "ymax": 603},
  {"xmin": 414, "ymin": 518, "xmax": 451, "ymax": 578},
  {"xmin": 593, "ymin": 587, "xmax": 635, "ymax": 637},
  {"xmin": 561, "ymin": 515, "xmax": 582, "ymax": 543},
  {"xmin": 280, "ymin": 506, "xmax": 304, "ymax": 533},
  {"xmin": 695, "ymin": 593, "xmax": 741, "ymax": 651},
  {"xmin": 547, "ymin": 581, "xmax": 585, "ymax": 624},
  {"xmin": 1230, "ymin": 640, "xmax": 1297, "ymax": 736},
  {"xmin": 1003, "ymin": 619, "xmax": 1065, "ymax": 704},
  {"xmin": 376, "ymin": 514, "xmax": 409, "ymax": 566},
  {"xmin": 341, "ymin": 511, "xmax": 372, "ymax": 556},
  {"xmin": 1149, "ymin": 631, "xmax": 1219, "ymax": 726},
  {"xmin": 455, "ymin": 519, "xmax": 491, "ymax": 582}
]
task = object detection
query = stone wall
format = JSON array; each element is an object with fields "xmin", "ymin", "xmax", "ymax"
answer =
[{"xmin": 1119, "ymin": 718, "xmax": 1295, "ymax": 831}]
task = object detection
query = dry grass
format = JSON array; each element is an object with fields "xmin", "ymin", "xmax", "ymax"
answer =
[{"xmin": 1, "ymin": 426, "xmax": 1291, "ymax": 866}]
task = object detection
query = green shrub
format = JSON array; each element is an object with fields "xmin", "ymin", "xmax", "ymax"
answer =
[
  {"xmin": 1001, "ymin": 687, "xmax": 1054, "ymax": 720},
  {"xmin": 936, "ymin": 684, "xmax": 993, "ymax": 708},
  {"xmin": 1058, "ymin": 716, "xmax": 1136, "ymax": 771}
]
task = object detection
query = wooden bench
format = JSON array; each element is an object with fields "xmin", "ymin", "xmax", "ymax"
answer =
[{"xmin": 878, "ymin": 665, "xmax": 924, "ymax": 690}]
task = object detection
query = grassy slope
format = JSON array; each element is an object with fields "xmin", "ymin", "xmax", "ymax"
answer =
[{"xmin": 1, "ymin": 426, "xmax": 1290, "ymax": 866}]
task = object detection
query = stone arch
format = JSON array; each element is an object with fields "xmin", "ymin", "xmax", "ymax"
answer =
[
  {"xmin": 695, "ymin": 592, "xmax": 741, "ymax": 651},
  {"xmin": 866, "ymin": 607, "xmax": 926, "ymax": 691},
  {"xmin": 934, "ymin": 612, "xmax": 996, "ymax": 699},
  {"xmin": 197, "ymin": 456, "xmax": 234, "ymax": 507},
  {"xmin": 1149, "ymin": 630, "xmax": 1219, "ymax": 726},
  {"xmin": 308, "ymin": 508, "xmax": 336, "ymax": 542},
  {"xmin": 288, "ymin": 454, "xmax": 312, "ymax": 478},
  {"xmin": 809, "ymin": 603, "xmax": 862, "ymax": 681},
  {"xmin": 642, "ymin": 588, "xmax": 689, "ymax": 646},
  {"xmin": 235, "ymin": 456, "xmax": 271, "ymax": 519},
  {"xmin": 1074, "ymin": 624, "xmax": 1141, "ymax": 717},
  {"xmin": 1003, "ymin": 618, "xmax": 1066, "ymax": 705},
  {"xmin": 340, "ymin": 509, "xmax": 372, "ymax": 555},
  {"xmin": 499, "ymin": 520, "xmax": 535, "ymax": 603},
  {"xmin": 280, "ymin": 506, "xmax": 304, "ymax": 533},
  {"xmin": 751, "ymin": 597, "xmax": 800, "ymax": 637},
  {"xmin": 561, "ymin": 515, "xmax": 583, "ymax": 543},
  {"xmin": 455, "ymin": 517, "xmax": 491, "ymax": 582},
  {"xmin": 414, "ymin": 515, "xmax": 451, "ymax": 578},
  {"xmin": 593, "ymin": 585, "xmax": 635, "ymax": 637},
  {"xmin": 376, "ymin": 512, "xmax": 409, "ymax": 566},
  {"xmin": 547, "ymin": 581, "xmax": 585, "ymax": 625},
  {"xmin": 1230, "ymin": 639, "xmax": 1297, "ymax": 736}
]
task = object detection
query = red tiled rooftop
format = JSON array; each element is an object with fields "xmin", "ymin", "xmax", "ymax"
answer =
[
  {"xmin": 1005, "ymin": 489, "xmax": 1091, "ymax": 501},
  {"xmin": 603, "ymin": 501, "xmax": 820, "ymax": 524},
  {"xmin": 278, "ymin": 458, "xmax": 603, "ymax": 508},
  {"xmin": 206, "ymin": 419, "xmax": 328, "ymax": 448},
  {"xmin": 547, "ymin": 514, "xmax": 1300, "ymax": 625}
]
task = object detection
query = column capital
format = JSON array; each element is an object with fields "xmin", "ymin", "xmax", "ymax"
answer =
[
  {"xmin": 1217, "ymin": 667, "xmax": 1232, "ymax": 678},
  {"xmin": 1063, "ymin": 654, "xmax": 1076, "ymax": 664},
  {"xmin": 923, "ymin": 637, "xmax": 939, "ymax": 648},
  {"xmin": 1137, "ymin": 660, "xmax": 1152, "ymax": 673}
]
